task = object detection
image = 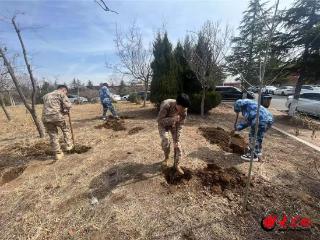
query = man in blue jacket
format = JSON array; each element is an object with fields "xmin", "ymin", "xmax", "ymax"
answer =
[
  {"xmin": 99, "ymin": 83, "xmax": 119, "ymax": 120},
  {"xmin": 234, "ymin": 99, "xmax": 273, "ymax": 161}
]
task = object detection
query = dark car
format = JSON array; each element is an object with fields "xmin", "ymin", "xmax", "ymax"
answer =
[
  {"xmin": 248, "ymin": 86, "xmax": 259, "ymax": 93},
  {"xmin": 215, "ymin": 86, "xmax": 255, "ymax": 100}
]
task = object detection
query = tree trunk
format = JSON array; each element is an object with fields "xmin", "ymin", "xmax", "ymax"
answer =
[
  {"xmin": 0, "ymin": 95, "xmax": 11, "ymax": 121},
  {"xmin": 0, "ymin": 47, "xmax": 45, "ymax": 138},
  {"xmin": 143, "ymin": 78, "xmax": 148, "ymax": 107},
  {"xmin": 201, "ymin": 89, "xmax": 206, "ymax": 118},
  {"xmin": 289, "ymin": 49, "xmax": 307, "ymax": 116},
  {"xmin": 30, "ymin": 109, "xmax": 45, "ymax": 138},
  {"xmin": 8, "ymin": 91, "xmax": 15, "ymax": 106}
]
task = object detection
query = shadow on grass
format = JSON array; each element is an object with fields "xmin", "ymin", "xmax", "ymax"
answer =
[
  {"xmin": 119, "ymin": 107, "xmax": 158, "ymax": 120},
  {"xmin": 89, "ymin": 161, "xmax": 161, "ymax": 200},
  {"xmin": 188, "ymin": 147, "xmax": 242, "ymax": 169}
]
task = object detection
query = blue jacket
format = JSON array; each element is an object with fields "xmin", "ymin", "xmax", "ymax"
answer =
[
  {"xmin": 99, "ymin": 86, "xmax": 112, "ymax": 104},
  {"xmin": 234, "ymin": 99, "xmax": 273, "ymax": 131}
]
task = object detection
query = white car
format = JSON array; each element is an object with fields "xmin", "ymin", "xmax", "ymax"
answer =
[
  {"xmin": 263, "ymin": 86, "xmax": 277, "ymax": 94},
  {"xmin": 274, "ymin": 86, "xmax": 295, "ymax": 96},
  {"xmin": 301, "ymin": 85, "xmax": 320, "ymax": 93},
  {"xmin": 111, "ymin": 94, "xmax": 121, "ymax": 101},
  {"xmin": 68, "ymin": 95, "xmax": 88, "ymax": 104},
  {"xmin": 121, "ymin": 95, "xmax": 129, "ymax": 101},
  {"xmin": 286, "ymin": 92, "xmax": 320, "ymax": 117}
]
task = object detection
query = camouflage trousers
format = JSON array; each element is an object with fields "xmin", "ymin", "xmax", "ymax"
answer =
[
  {"xmin": 102, "ymin": 99, "xmax": 118, "ymax": 117},
  {"xmin": 158, "ymin": 126, "xmax": 182, "ymax": 163},
  {"xmin": 249, "ymin": 123, "xmax": 272, "ymax": 155},
  {"xmin": 44, "ymin": 120, "xmax": 73, "ymax": 154}
]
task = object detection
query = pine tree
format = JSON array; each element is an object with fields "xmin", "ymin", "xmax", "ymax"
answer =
[
  {"xmin": 118, "ymin": 80, "xmax": 128, "ymax": 96},
  {"xmin": 227, "ymin": 0, "xmax": 270, "ymax": 86},
  {"xmin": 71, "ymin": 78, "xmax": 77, "ymax": 91},
  {"xmin": 150, "ymin": 32, "xmax": 178, "ymax": 106},
  {"xmin": 86, "ymin": 80, "xmax": 94, "ymax": 89},
  {"xmin": 280, "ymin": 0, "xmax": 320, "ymax": 100},
  {"xmin": 173, "ymin": 41, "xmax": 202, "ymax": 95}
]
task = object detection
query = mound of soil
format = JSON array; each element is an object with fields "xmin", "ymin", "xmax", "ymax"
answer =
[
  {"xmin": 199, "ymin": 127, "xmax": 247, "ymax": 154},
  {"xmin": 0, "ymin": 166, "xmax": 27, "ymax": 185},
  {"xmin": 3, "ymin": 142, "xmax": 91, "ymax": 159},
  {"xmin": 229, "ymin": 133, "xmax": 248, "ymax": 154},
  {"xmin": 163, "ymin": 163, "xmax": 249, "ymax": 197},
  {"xmin": 95, "ymin": 119, "xmax": 126, "ymax": 131},
  {"xmin": 7, "ymin": 141, "xmax": 52, "ymax": 157},
  {"xmin": 163, "ymin": 167, "xmax": 192, "ymax": 185},
  {"xmin": 197, "ymin": 163, "xmax": 248, "ymax": 194},
  {"xmin": 128, "ymin": 127, "xmax": 144, "ymax": 135}
]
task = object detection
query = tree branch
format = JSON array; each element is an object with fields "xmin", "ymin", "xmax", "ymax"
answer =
[
  {"xmin": 12, "ymin": 16, "xmax": 37, "ymax": 110},
  {"xmin": 95, "ymin": 0, "xmax": 119, "ymax": 14}
]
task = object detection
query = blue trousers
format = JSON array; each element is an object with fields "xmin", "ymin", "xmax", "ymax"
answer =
[
  {"xmin": 249, "ymin": 124, "xmax": 271, "ymax": 155},
  {"xmin": 102, "ymin": 100, "xmax": 117, "ymax": 117}
]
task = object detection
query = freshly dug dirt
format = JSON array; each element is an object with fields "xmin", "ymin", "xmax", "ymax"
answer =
[
  {"xmin": 4, "ymin": 141, "xmax": 53, "ymax": 157},
  {"xmin": 163, "ymin": 163, "xmax": 249, "ymax": 196},
  {"xmin": 95, "ymin": 119, "xmax": 126, "ymax": 131},
  {"xmin": 3, "ymin": 142, "xmax": 91, "ymax": 159},
  {"xmin": 163, "ymin": 167, "xmax": 192, "ymax": 185},
  {"xmin": 128, "ymin": 127, "xmax": 144, "ymax": 135},
  {"xmin": 199, "ymin": 127, "xmax": 247, "ymax": 154},
  {"xmin": 229, "ymin": 133, "xmax": 248, "ymax": 154},
  {"xmin": 196, "ymin": 163, "xmax": 248, "ymax": 194},
  {"xmin": 0, "ymin": 166, "xmax": 27, "ymax": 186}
]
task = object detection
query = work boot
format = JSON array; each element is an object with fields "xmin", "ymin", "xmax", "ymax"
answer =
[
  {"xmin": 55, "ymin": 152, "xmax": 64, "ymax": 160},
  {"xmin": 175, "ymin": 165, "xmax": 184, "ymax": 175},
  {"xmin": 65, "ymin": 145, "xmax": 74, "ymax": 151},
  {"xmin": 162, "ymin": 158, "xmax": 169, "ymax": 168}
]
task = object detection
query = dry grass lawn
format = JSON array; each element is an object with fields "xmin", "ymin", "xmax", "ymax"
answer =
[{"xmin": 0, "ymin": 102, "xmax": 319, "ymax": 240}]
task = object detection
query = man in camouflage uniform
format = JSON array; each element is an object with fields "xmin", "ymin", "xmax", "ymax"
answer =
[
  {"xmin": 234, "ymin": 99, "xmax": 274, "ymax": 161},
  {"xmin": 42, "ymin": 85, "xmax": 73, "ymax": 160},
  {"xmin": 157, "ymin": 93, "xmax": 191, "ymax": 174},
  {"xmin": 99, "ymin": 83, "xmax": 119, "ymax": 120}
]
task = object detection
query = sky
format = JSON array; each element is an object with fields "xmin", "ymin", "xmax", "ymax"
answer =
[{"xmin": 0, "ymin": 0, "xmax": 295, "ymax": 85}]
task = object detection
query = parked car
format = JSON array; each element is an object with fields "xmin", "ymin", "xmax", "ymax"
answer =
[
  {"xmin": 121, "ymin": 95, "xmax": 129, "ymax": 101},
  {"xmin": 274, "ymin": 86, "xmax": 294, "ymax": 96},
  {"xmin": 301, "ymin": 85, "xmax": 320, "ymax": 93},
  {"xmin": 68, "ymin": 95, "xmax": 88, "ymax": 104},
  {"xmin": 262, "ymin": 86, "xmax": 278, "ymax": 94},
  {"xmin": 248, "ymin": 86, "xmax": 259, "ymax": 93},
  {"xmin": 285, "ymin": 92, "xmax": 320, "ymax": 117},
  {"xmin": 215, "ymin": 86, "xmax": 255, "ymax": 100},
  {"xmin": 111, "ymin": 94, "xmax": 121, "ymax": 101}
]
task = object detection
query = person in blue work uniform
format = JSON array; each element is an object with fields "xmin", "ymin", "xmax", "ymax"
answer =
[
  {"xmin": 99, "ymin": 83, "xmax": 119, "ymax": 120},
  {"xmin": 233, "ymin": 99, "xmax": 273, "ymax": 161}
]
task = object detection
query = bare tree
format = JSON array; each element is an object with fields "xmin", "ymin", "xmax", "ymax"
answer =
[
  {"xmin": 0, "ymin": 62, "xmax": 12, "ymax": 121},
  {"xmin": 95, "ymin": 0, "xmax": 119, "ymax": 14},
  {"xmin": 187, "ymin": 21, "xmax": 232, "ymax": 117},
  {"xmin": 0, "ymin": 16, "xmax": 45, "ymax": 137},
  {"xmin": 111, "ymin": 23, "xmax": 152, "ymax": 107},
  {"xmin": 242, "ymin": 0, "xmax": 280, "ymax": 212}
]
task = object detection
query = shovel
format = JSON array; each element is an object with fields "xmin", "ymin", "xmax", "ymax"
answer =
[{"xmin": 68, "ymin": 112, "xmax": 75, "ymax": 147}]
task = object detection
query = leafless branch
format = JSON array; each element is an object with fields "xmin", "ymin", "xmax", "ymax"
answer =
[
  {"xmin": 187, "ymin": 21, "xmax": 232, "ymax": 116},
  {"xmin": 0, "ymin": 14, "xmax": 45, "ymax": 137},
  {"xmin": 111, "ymin": 22, "xmax": 153, "ymax": 106},
  {"xmin": 95, "ymin": 0, "xmax": 119, "ymax": 14}
]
